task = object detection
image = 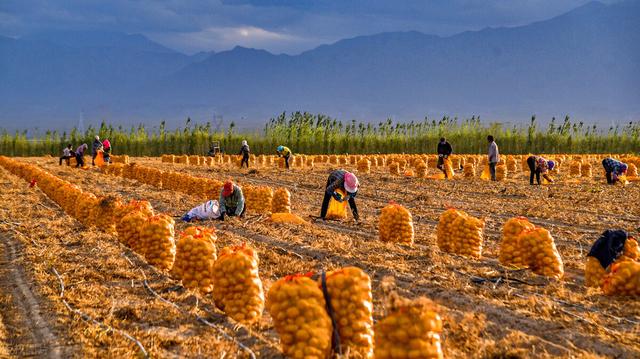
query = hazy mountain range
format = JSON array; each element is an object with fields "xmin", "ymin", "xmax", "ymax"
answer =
[{"xmin": 0, "ymin": 0, "xmax": 639, "ymax": 131}]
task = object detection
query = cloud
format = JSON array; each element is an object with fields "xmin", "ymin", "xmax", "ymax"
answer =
[
  {"xmin": 148, "ymin": 25, "xmax": 318, "ymax": 54},
  {"xmin": 0, "ymin": 0, "xmax": 619, "ymax": 54}
]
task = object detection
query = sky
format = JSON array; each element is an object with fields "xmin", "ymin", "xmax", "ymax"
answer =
[{"xmin": 0, "ymin": 0, "xmax": 616, "ymax": 55}]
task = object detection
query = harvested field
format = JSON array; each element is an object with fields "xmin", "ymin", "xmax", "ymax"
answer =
[{"xmin": 0, "ymin": 155, "xmax": 638, "ymax": 358}]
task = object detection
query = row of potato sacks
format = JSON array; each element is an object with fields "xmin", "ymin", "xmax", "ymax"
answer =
[
  {"xmin": 498, "ymin": 217, "xmax": 564, "ymax": 279},
  {"xmin": 267, "ymin": 267, "xmax": 444, "ymax": 359},
  {"xmin": 585, "ymin": 237, "xmax": 640, "ymax": 296}
]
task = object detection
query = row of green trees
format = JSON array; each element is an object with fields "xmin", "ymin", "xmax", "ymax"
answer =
[{"xmin": 1, "ymin": 113, "xmax": 638, "ymax": 156}]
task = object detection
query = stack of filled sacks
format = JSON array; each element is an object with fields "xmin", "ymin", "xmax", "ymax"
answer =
[
  {"xmin": 498, "ymin": 217, "xmax": 564, "ymax": 279},
  {"xmin": 213, "ymin": 244, "xmax": 264, "ymax": 324},
  {"xmin": 436, "ymin": 209, "xmax": 484, "ymax": 258},
  {"xmin": 379, "ymin": 203, "xmax": 414, "ymax": 245}
]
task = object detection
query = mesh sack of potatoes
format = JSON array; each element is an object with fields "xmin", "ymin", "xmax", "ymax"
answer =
[
  {"xmin": 374, "ymin": 296, "xmax": 443, "ymax": 359},
  {"xmin": 76, "ymin": 193, "xmax": 99, "ymax": 226},
  {"xmin": 506, "ymin": 156, "xmax": 518, "ymax": 172},
  {"xmin": 161, "ymin": 154, "xmax": 174, "ymax": 163},
  {"xmin": 244, "ymin": 185, "xmax": 274, "ymax": 214},
  {"xmin": 267, "ymin": 273, "xmax": 332, "ymax": 359},
  {"xmin": 495, "ymin": 164, "xmax": 507, "ymax": 181},
  {"xmin": 140, "ymin": 214, "xmax": 176, "ymax": 271},
  {"xmin": 357, "ymin": 158, "xmax": 371, "ymax": 174},
  {"xmin": 388, "ymin": 162, "xmax": 401, "ymax": 176},
  {"xmin": 569, "ymin": 161, "xmax": 582, "ymax": 177},
  {"xmin": 415, "ymin": 160, "xmax": 428, "ymax": 178},
  {"xmin": 602, "ymin": 261, "xmax": 640, "ymax": 296},
  {"xmin": 91, "ymin": 196, "xmax": 123, "ymax": 235},
  {"xmin": 463, "ymin": 163, "xmax": 476, "ymax": 178},
  {"xmin": 436, "ymin": 209, "xmax": 484, "ymax": 258},
  {"xmin": 339, "ymin": 156, "xmax": 348, "ymax": 165},
  {"xmin": 172, "ymin": 227, "xmax": 217, "ymax": 293},
  {"xmin": 499, "ymin": 217, "xmax": 536, "ymax": 268},
  {"xmin": 212, "ymin": 244, "xmax": 264, "ymax": 324},
  {"xmin": 519, "ymin": 228, "xmax": 564, "ymax": 279},
  {"xmin": 321, "ymin": 267, "xmax": 374, "ymax": 358},
  {"xmin": 305, "ymin": 157, "xmax": 314, "ymax": 168},
  {"xmin": 118, "ymin": 210, "xmax": 151, "ymax": 252},
  {"xmin": 272, "ymin": 187, "xmax": 291, "ymax": 213},
  {"xmin": 379, "ymin": 203, "xmax": 414, "ymax": 245},
  {"xmin": 621, "ymin": 238, "xmax": 640, "ymax": 261},
  {"xmin": 585, "ymin": 256, "xmax": 610, "ymax": 288},
  {"xmin": 581, "ymin": 162, "xmax": 593, "ymax": 177}
]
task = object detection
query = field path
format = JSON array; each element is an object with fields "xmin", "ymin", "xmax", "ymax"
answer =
[{"xmin": 0, "ymin": 233, "xmax": 74, "ymax": 357}]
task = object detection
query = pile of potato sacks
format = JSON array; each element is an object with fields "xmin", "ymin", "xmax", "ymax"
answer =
[
  {"xmin": 267, "ymin": 267, "xmax": 375, "ymax": 359},
  {"xmin": 172, "ymin": 226, "xmax": 217, "ymax": 293},
  {"xmin": 213, "ymin": 244, "xmax": 264, "ymax": 324},
  {"xmin": 379, "ymin": 203, "xmax": 414, "ymax": 245},
  {"xmin": 436, "ymin": 209, "xmax": 484, "ymax": 258},
  {"xmin": 603, "ymin": 260, "xmax": 640, "ymax": 296},
  {"xmin": 244, "ymin": 185, "xmax": 273, "ymax": 214},
  {"xmin": 498, "ymin": 217, "xmax": 564, "ymax": 279}
]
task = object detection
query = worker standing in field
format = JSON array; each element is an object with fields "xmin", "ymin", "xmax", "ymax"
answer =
[
  {"xmin": 437, "ymin": 137, "xmax": 453, "ymax": 178},
  {"xmin": 239, "ymin": 140, "xmax": 250, "ymax": 168},
  {"xmin": 75, "ymin": 143, "xmax": 88, "ymax": 168},
  {"xmin": 602, "ymin": 157, "xmax": 628, "ymax": 185},
  {"xmin": 487, "ymin": 135, "xmax": 500, "ymax": 181},
  {"xmin": 91, "ymin": 135, "xmax": 102, "ymax": 166},
  {"xmin": 59, "ymin": 144, "xmax": 73, "ymax": 165},
  {"xmin": 102, "ymin": 139, "xmax": 111, "ymax": 164},
  {"xmin": 217, "ymin": 180, "xmax": 245, "ymax": 220},
  {"xmin": 276, "ymin": 145, "xmax": 292, "ymax": 169},
  {"xmin": 320, "ymin": 169, "xmax": 359, "ymax": 222},
  {"xmin": 526, "ymin": 155, "xmax": 555, "ymax": 185}
]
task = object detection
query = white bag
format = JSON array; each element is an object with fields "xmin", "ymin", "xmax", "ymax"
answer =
[{"xmin": 185, "ymin": 200, "xmax": 220, "ymax": 221}]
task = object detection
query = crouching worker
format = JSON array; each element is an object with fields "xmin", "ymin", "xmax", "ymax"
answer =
[
  {"xmin": 320, "ymin": 170, "xmax": 360, "ymax": 222},
  {"xmin": 602, "ymin": 158, "xmax": 628, "ymax": 185},
  {"xmin": 526, "ymin": 155, "xmax": 555, "ymax": 185},
  {"xmin": 75, "ymin": 144, "xmax": 88, "ymax": 168},
  {"xmin": 217, "ymin": 180, "xmax": 245, "ymax": 221},
  {"xmin": 59, "ymin": 144, "xmax": 74, "ymax": 165},
  {"xmin": 276, "ymin": 145, "xmax": 291, "ymax": 169}
]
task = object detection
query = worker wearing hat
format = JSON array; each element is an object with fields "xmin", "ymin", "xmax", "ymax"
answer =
[
  {"xmin": 217, "ymin": 180, "xmax": 245, "ymax": 220},
  {"xmin": 320, "ymin": 169, "xmax": 360, "ymax": 222},
  {"xmin": 276, "ymin": 145, "xmax": 292, "ymax": 169},
  {"xmin": 526, "ymin": 155, "xmax": 555, "ymax": 185}
]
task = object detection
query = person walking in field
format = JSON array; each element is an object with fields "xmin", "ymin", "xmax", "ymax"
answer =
[
  {"xmin": 437, "ymin": 137, "xmax": 453, "ymax": 178},
  {"xmin": 527, "ymin": 155, "xmax": 555, "ymax": 185},
  {"xmin": 217, "ymin": 180, "xmax": 245, "ymax": 220},
  {"xmin": 487, "ymin": 135, "xmax": 499, "ymax": 181},
  {"xmin": 602, "ymin": 157, "xmax": 628, "ymax": 185},
  {"xmin": 91, "ymin": 135, "xmax": 102, "ymax": 166},
  {"xmin": 239, "ymin": 140, "xmax": 250, "ymax": 168},
  {"xmin": 276, "ymin": 145, "xmax": 292, "ymax": 169},
  {"xmin": 102, "ymin": 139, "xmax": 112, "ymax": 164},
  {"xmin": 320, "ymin": 169, "xmax": 360, "ymax": 223},
  {"xmin": 75, "ymin": 143, "xmax": 88, "ymax": 168},
  {"xmin": 59, "ymin": 144, "xmax": 74, "ymax": 165}
]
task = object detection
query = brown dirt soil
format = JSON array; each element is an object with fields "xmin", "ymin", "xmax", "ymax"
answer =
[{"xmin": 4, "ymin": 156, "xmax": 640, "ymax": 358}]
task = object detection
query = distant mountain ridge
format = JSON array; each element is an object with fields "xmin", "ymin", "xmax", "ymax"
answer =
[{"xmin": 0, "ymin": 0, "xmax": 638, "ymax": 130}]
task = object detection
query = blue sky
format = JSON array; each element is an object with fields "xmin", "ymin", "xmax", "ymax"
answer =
[{"xmin": 0, "ymin": 0, "xmax": 614, "ymax": 54}]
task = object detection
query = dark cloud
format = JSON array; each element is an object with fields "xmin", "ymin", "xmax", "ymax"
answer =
[{"xmin": 0, "ymin": 0, "xmax": 616, "ymax": 54}]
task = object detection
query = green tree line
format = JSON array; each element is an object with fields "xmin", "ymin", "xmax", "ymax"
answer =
[{"xmin": 1, "ymin": 113, "xmax": 638, "ymax": 156}]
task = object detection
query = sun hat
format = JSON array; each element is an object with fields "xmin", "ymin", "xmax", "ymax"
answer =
[
  {"xmin": 222, "ymin": 181, "xmax": 234, "ymax": 197},
  {"xmin": 344, "ymin": 172, "xmax": 359, "ymax": 193}
]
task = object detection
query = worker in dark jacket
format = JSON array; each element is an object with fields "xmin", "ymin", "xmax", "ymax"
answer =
[
  {"xmin": 75, "ymin": 144, "xmax": 88, "ymax": 168},
  {"xmin": 217, "ymin": 181, "xmax": 245, "ymax": 220},
  {"xmin": 602, "ymin": 158, "xmax": 628, "ymax": 184},
  {"xmin": 239, "ymin": 140, "xmax": 250, "ymax": 168},
  {"xmin": 526, "ymin": 155, "xmax": 555, "ymax": 185},
  {"xmin": 437, "ymin": 137, "xmax": 453, "ymax": 178},
  {"xmin": 91, "ymin": 135, "xmax": 102, "ymax": 166},
  {"xmin": 320, "ymin": 169, "xmax": 359, "ymax": 222}
]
